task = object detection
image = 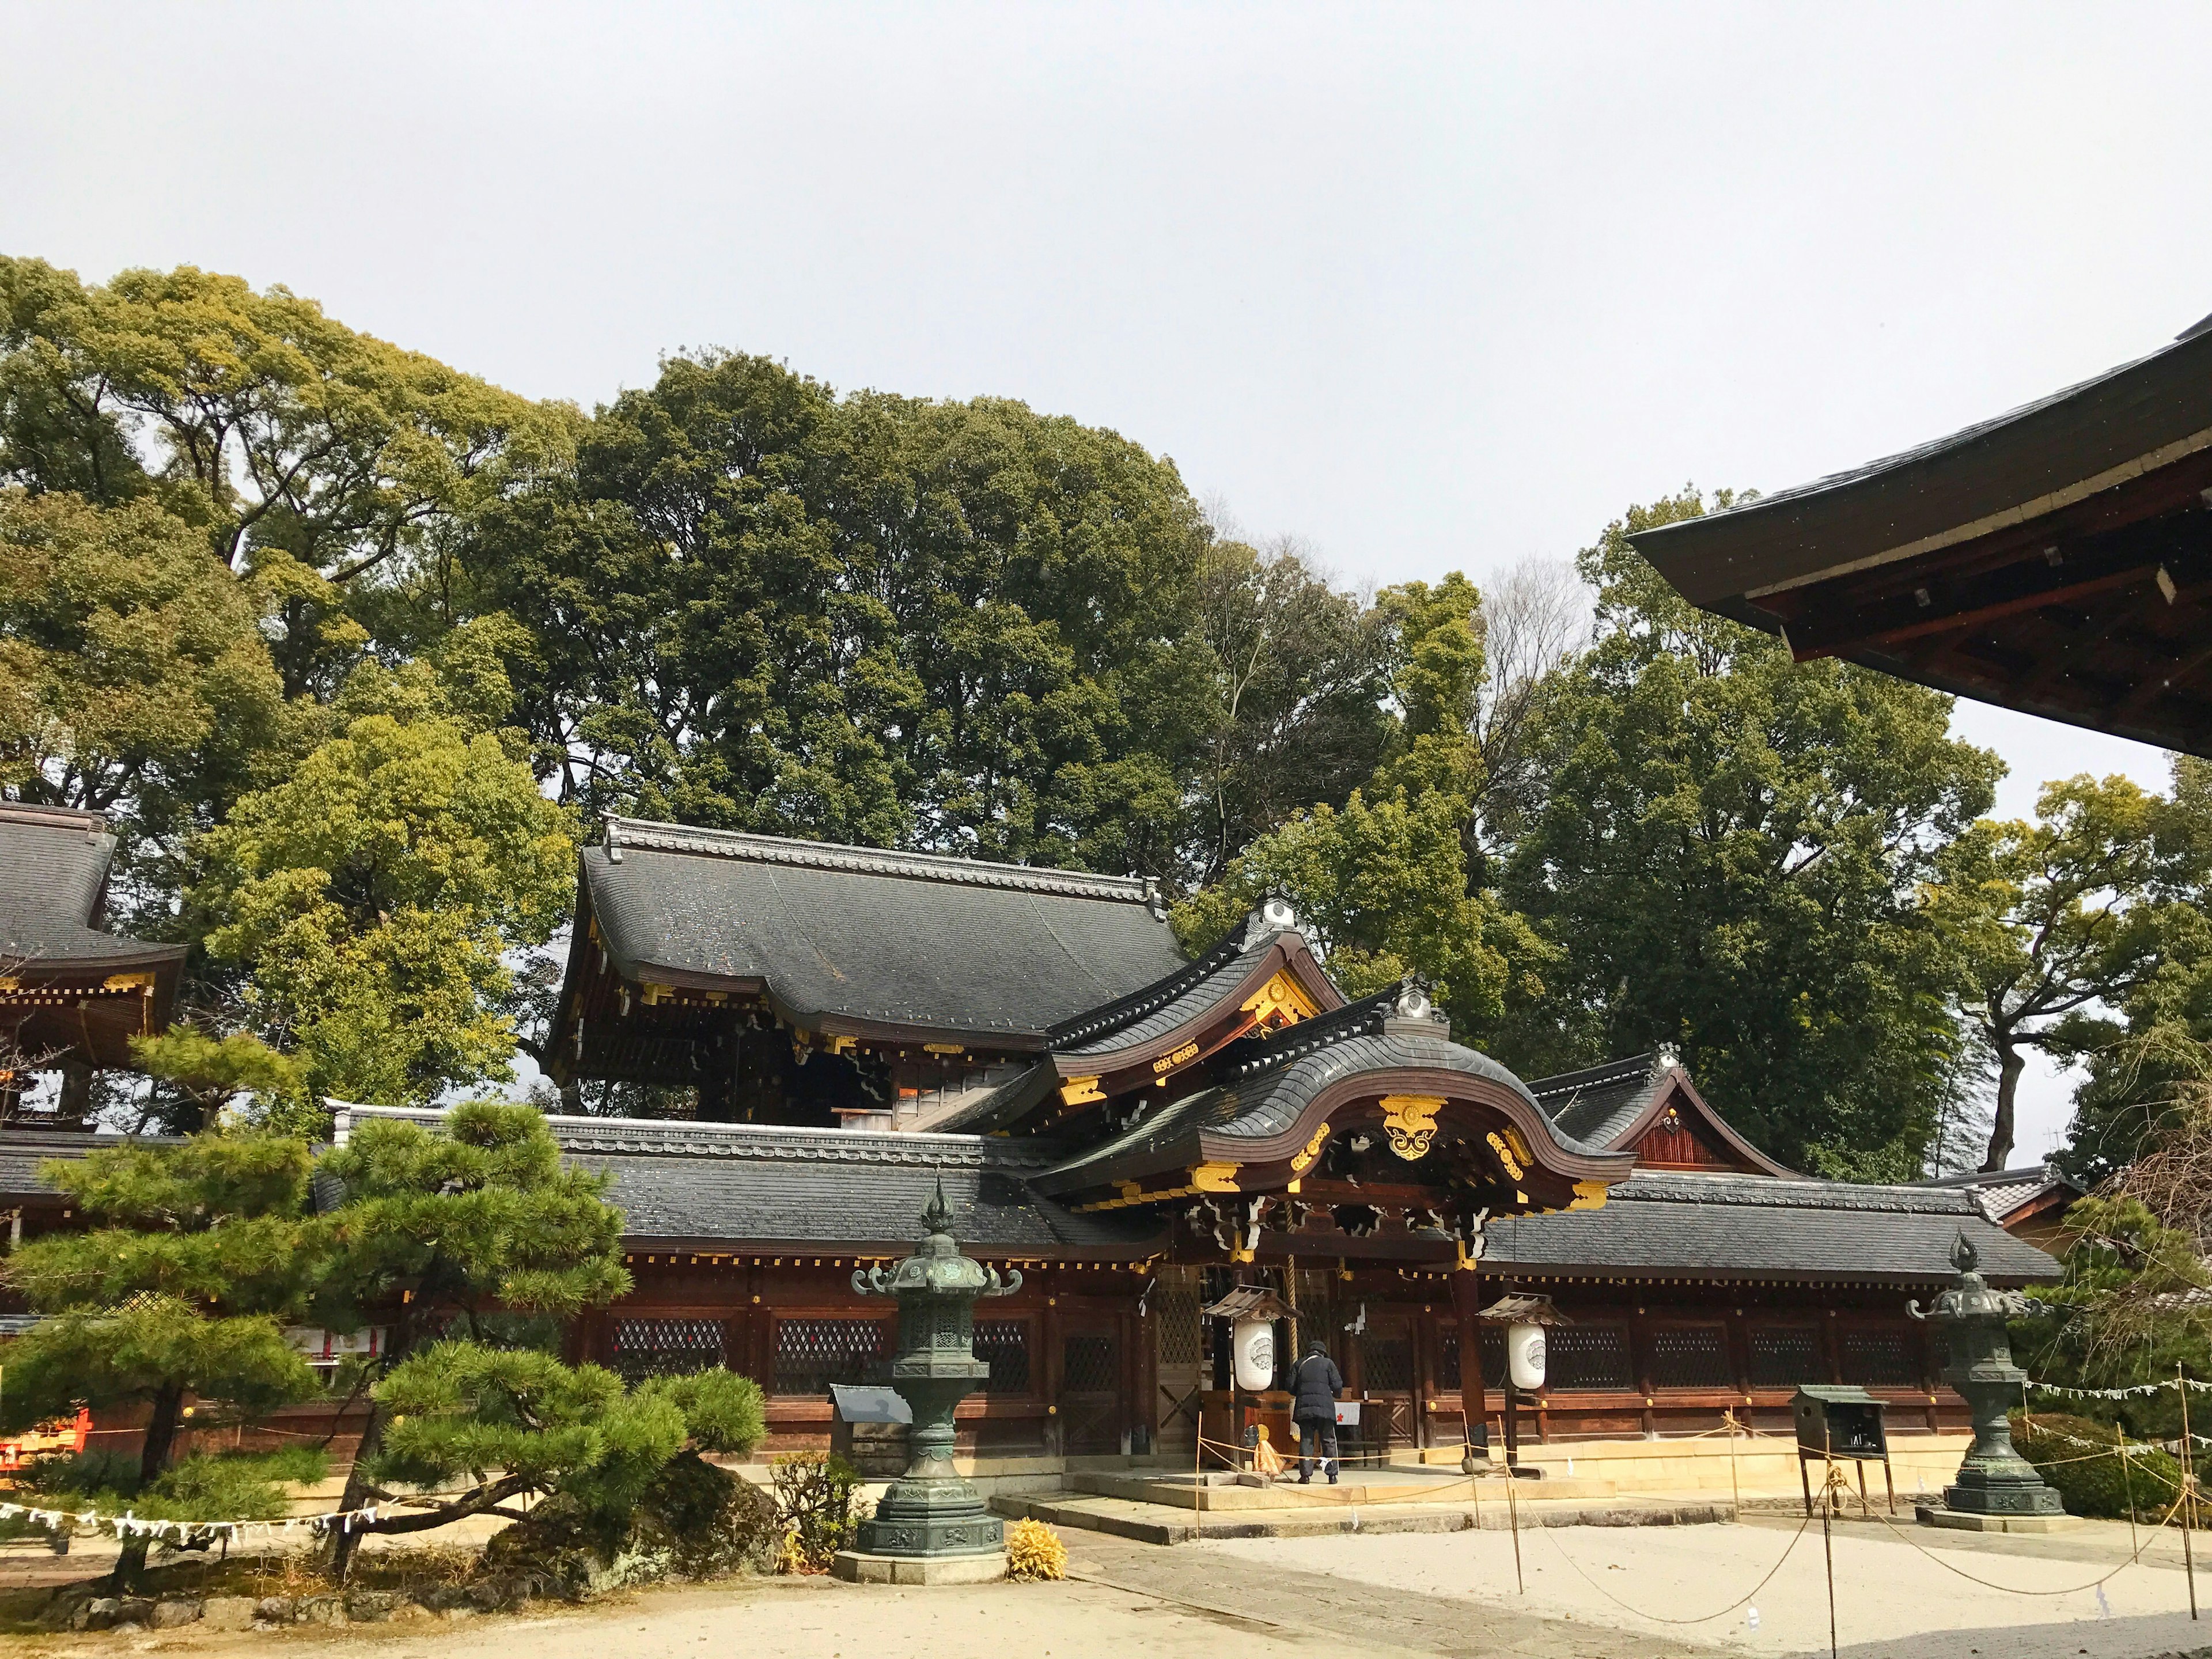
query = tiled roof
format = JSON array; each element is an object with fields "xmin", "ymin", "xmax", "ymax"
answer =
[
  {"xmin": 0, "ymin": 805, "xmax": 185, "ymax": 971},
  {"xmin": 579, "ymin": 819, "xmax": 1188, "ymax": 1042},
  {"xmin": 330, "ymin": 1105, "xmax": 1156, "ymax": 1254},
  {"xmin": 1917, "ymin": 1162, "xmax": 2085, "ymax": 1222},
  {"xmin": 1486, "ymin": 1170, "xmax": 2059, "ymax": 1286},
  {"xmin": 1527, "ymin": 1053, "xmax": 1668, "ymax": 1149},
  {"xmin": 1034, "ymin": 990, "xmax": 1606, "ymax": 1193},
  {"xmin": 934, "ymin": 911, "xmax": 1339, "ymax": 1133},
  {"xmin": 0, "ymin": 1129, "xmax": 182, "ymax": 1198}
]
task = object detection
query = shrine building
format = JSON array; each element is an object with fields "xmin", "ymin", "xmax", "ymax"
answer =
[{"xmin": 366, "ymin": 816, "xmax": 2054, "ymax": 1460}]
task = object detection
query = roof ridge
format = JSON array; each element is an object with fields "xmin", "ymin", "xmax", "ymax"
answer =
[
  {"xmin": 600, "ymin": 816, "xmax": 1161, "ymax": 907},
  {"xmin": 1046, "ymin": 924, "xmax": 1271, "ymax": 1047},
  {"xmin": 330, "ymin": 1101, "xmax": 1064, "ymax": 1167},
  {"xmin": 1527, "ymin": 1052, "xmax": 1660, "ymax": 1100},
  {"xmin": 0, "ymin": 802, "xmax": 110, "ymax": 836}
]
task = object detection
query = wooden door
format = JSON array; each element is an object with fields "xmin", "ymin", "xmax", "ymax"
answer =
[
  {"xmin": 1059, "ymin": 1327, "xmax": 1123, "ymax": 1455},
  {"xmin": 1355, "ymin": 1316, "xmax": 1417, "ymax": 1456}
]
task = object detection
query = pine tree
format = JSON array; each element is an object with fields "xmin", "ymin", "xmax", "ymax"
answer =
[
  {"xmin": 0, "ymin": 1134, "xmax": 324, "ymax": 1589},
  {"xmin": 309, "ymin": 1100, "xmax": 631, "ymax": 1578}
]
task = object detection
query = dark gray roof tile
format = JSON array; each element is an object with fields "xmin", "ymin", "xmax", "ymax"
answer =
[{"xmin": 582, "ymin": 820, "xmax": 1187, "ymax": 1041}]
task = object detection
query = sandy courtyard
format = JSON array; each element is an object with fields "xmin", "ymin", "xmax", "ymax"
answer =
[{"xmin": 16, "ymin": 1515, "xmax": 2212, "ymax": 1659}]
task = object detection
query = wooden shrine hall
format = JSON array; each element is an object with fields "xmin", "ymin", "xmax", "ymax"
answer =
[
  {"xmin": 494, "ymin": 817, "xmax": 2060, "ymax": 1460},
  {"xmin": 0, "ymin": 804, "xmax": 184, "ymax": 1121}
]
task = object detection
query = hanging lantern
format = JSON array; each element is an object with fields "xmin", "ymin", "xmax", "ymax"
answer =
[
  {"xmin": 1507, "ymin": 1322, "xmax": 1547, "ymax": 1391},
  {"xmin": 1232, "ymin": 1315, "xmax": 1277, "ymax": 1391}
]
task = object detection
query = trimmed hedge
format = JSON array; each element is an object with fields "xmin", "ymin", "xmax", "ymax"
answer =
[{"xmin": 2012, "ymin": 1411, "xmax": 2186, "ymax": 1521}]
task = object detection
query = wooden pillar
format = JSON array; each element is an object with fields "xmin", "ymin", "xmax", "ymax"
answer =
[
  {"xmin": 1043, "ymin": 1277, "xmax": 1065, "ymax": 1459},
  {"xmin": 1453, "ymin": 1264, "xmax": 1486, "ymax": 1442}
]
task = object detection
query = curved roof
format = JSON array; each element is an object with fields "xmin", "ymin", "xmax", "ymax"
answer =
[
  {"xmin": 935, "ymin": 910, "xmax": 1343, "ymax": 1132},
  {"xmin": 578, "ymin": 817, "xmax": 1190, "ymax": 1045},
  {"xmin": 1034, "ymin": 988, "xmax": 1629, "ymax": 1196},
  {"xmin": 1630, "ymin": 321, "xmax": 2212, "ymax": 607}
]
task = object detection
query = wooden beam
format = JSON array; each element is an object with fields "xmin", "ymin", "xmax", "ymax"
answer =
[{"xmin": 1785, "ymin": 525, "xmax": 2203, "ymax": 661}]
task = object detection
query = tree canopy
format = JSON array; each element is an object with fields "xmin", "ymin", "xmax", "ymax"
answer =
[{"xmin": 4, "ymin": 255, "xmax": 2200, "ymax": 1181}]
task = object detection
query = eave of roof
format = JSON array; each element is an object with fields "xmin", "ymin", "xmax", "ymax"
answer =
[
  {"xmin": 329, "ymin": 1104, "xmax": 1162, "ymax": 1256},
  {"xmin": 1033, "ymin": 992, "xmax": 1631, "ymax": 1198},
  {"xmin": 1482, "ymin": 1169, "xmax": 2061, "ymax": 1286},
  {"xmin": 1628, "ymin": 320, "xmax": 2212, "ymax": 607}
]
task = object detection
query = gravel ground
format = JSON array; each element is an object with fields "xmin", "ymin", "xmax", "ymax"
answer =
[{"xmin": 15, "ymin": 1516, "xmax": 2212, "ymax": 1659}]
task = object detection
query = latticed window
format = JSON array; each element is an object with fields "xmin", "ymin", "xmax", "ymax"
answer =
[
  {"xmin": 1480, "ymin": 1325, "xmax": 1506, "ymax": 1389},
  {"xmin": 975, "ymin": 1319, "xmax": 1032, "ymax": 1395},
  {"xmin": 1062, "ymin": 1334, "xmax": 1119, "ymax": 1393},
  {"xmin": 609, "ymin": 1317, "xmax": 726, "ymax": 1382},
  {"xmin": 1154, "ymin": 1268, "xmax": 1203, "ymax": 1368},
  {"xmin": 1841, "ymin": 1327, "xmax": 1919, "ymax": 1388},
  {"xmin": 1362, "ymin": 1336, "xmax": 1414, "ymax": 1392},
  {"xmin": 772, "ymin": 1317, "xmax": 885, "ymax": 1396},
  {"xmin": 1437, "ymin": 1327, "xmax": 1460, "ymax": 1389},
  {"xmin": 1546, "ymin": 1324, "xmax": 1634, "ymax": 1391},
  {"xmin": 1650, "ymin": 1325, "xmax": 1734, "ymax": 1390},
  {"xmin": 1749, "ymin": 1326, "xmax": 1826, "ymax": 1388}
]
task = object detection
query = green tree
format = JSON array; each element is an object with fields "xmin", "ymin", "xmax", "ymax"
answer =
[
  {"xmin": 359, "ymin": 1346, "xmax": 763, "ymax": 1543},
  {"xmin": 0, "ymin": 1134, "xmax": 323, "ymax": 1588},
  {"xmin": 2058, "ymin": 759, "xmax": 2212, "ymax": 1180},
  {"xmin": 309, "ymin": 1100, "xmax": 632, "ymax": 1577},
  {"xmin": 1190, "ymin": 535, "xmax": 1391, "ymax": 884},
  {"xmin": 0, "ymin": 257, "xmax": 571, "ymax": 698},
  {"xmin": 1173, "ymin": 784, "xmax": 1554, "ymax": 1040},
  {"xmin": 474, "ymin": 351, "xmax": 1217, "ymax": 878},
  {"xmin": 1928, "ymin": 774, "xmax": 2172, "ymax": 1172},
  {"xmin": 0, "ymin": 488, "xmax": 291, "ymax": 904},
  {"xmin": 186, "ymin": 625, "xmax": 575, "ymax": 1115},
  {"xmin": 1499, "ymin": 492, "xmax": 2002, "ymax": 1176}
]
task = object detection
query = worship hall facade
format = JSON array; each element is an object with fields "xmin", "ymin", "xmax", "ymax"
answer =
[{"xmin": 470, "ymin": 816, "xmax": 2056, "ymax": 1461}]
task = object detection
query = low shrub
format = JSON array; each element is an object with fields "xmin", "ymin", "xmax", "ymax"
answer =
[
  {"xmin": 1006, "ymin": 1518, "xmax": 1067, "ymax": 1581},
  {"xmin": 2012, "ymin": 1411, "xmax": 2185, "ymax": 1521},
  {"xmin": 769, "ymin": 1452, "xmax": 863, "ymax": 1571}
]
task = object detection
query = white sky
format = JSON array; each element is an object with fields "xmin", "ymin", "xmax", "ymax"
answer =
[{"xmin": 7, "ymin": 2, "xmax": 2207, "ymax": 1160}]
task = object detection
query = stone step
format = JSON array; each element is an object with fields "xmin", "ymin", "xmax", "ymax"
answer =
[{"xmin": 990, "ymin": 1491, "xmax": 1733, "ymax": 1546}]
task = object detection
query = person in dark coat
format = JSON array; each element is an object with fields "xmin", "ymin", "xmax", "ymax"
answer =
[{"xmin": 1290, "ymin": 1338, "xmax": 1345, "ymax": 1483}]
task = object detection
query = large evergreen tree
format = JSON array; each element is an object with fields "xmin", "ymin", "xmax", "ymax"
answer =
[{"xmin": 1497, "ymin": 492, "xmax": 2002, "ymax": 1176}]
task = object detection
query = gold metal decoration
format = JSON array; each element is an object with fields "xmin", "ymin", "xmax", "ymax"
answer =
[
  {"xmin": 1152, "ymin": 1040, "xmax": 1200, "ymax": 1075},
  {"xmin": 1240, "ymin": 969, "xmax": 1320, "ymax": 1030},
  {"xmin": 1486, "ymin": 1130, "xmax": 1526, "ymax": 1181},
  {"xmin": 1190, "ymin": 1161, "xmax": 1243, "ymax": 1192},
  {"xmin": 1379, "ymin": 1094, "xmax": 1445, "ymax": 1160},
  {"xmin": 1290, "ymin": 1121, "xmax": 1331, "ymax": 1173},
  {"xmin": 1059, "ymin": 1075, "xmax": 1105, "ymax": 1107},
  {"xmin": 1569, "ymin": 1180, "xmax": 1609, "ymax": 1211}
]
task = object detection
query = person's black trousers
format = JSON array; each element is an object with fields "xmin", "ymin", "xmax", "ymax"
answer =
[{"xmin": 1295, "ymin": 1412, "xmax": 1339, "ymax": 1480}]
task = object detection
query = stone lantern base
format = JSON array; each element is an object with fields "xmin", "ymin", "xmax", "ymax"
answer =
[
  {"xmin": 831, "ymin": 1548, "xmax": 1009, "ymax": 1585},
  {"xmin": 1916, "ymin": 1504, "xmax": 2081, "ymax": 1535}
]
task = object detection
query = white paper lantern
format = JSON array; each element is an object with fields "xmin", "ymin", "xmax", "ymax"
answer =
[
  {"xmin": 1232, "ymin": 1315, "xmax": 1277, "ymax": 1391},
  {"xmin": 1507, "ymin": 1322, "xmax": 1547, "ymax": 1391}
]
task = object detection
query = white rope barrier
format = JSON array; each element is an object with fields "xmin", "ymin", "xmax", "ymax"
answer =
[{"xmin": 0, "ymin": 1498, "xmax": 388, "ymax": 1546}]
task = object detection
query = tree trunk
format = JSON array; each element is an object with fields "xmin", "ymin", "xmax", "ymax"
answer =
[
  {"xmin": 58, "ymin": 1059, "xmax": 93, "ymax": 1122},
  {"xmin": 325, "ymin": 1397, "xmax": 385, "ymax": 1583},
  {"xmin": 112, "ymin": 1384, "xmax": 185, "ymax": 1592},
  {"xmin": 1982, "ymin": 1040, "xmax": 2026, "ymax": 1173}
]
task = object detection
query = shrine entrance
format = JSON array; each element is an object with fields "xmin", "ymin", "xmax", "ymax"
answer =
[{"xmin": 1350, "ymin": 1312, "xmax": 1418, "ymax": 1458}]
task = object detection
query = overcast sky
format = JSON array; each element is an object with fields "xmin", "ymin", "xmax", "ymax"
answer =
[{"xmin": 7, "ymin": 2, "xmax": 2206, "ymax": 1158}]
